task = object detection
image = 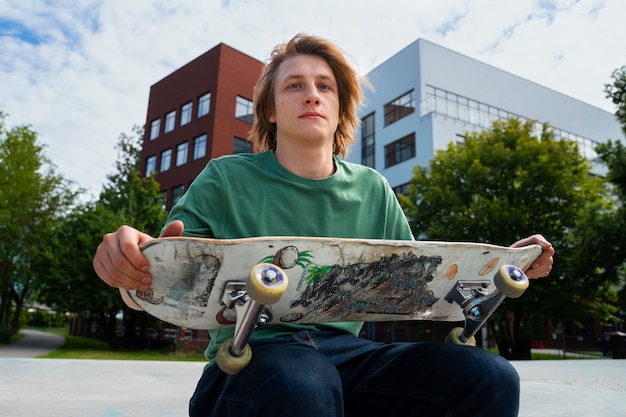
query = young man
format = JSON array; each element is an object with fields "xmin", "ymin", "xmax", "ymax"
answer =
[{"xmin": 94, "ymin": 34, "xmax": 554, "ymax": 417}]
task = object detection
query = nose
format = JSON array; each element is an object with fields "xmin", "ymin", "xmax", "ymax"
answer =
[{"xmin": 303, "ymin": 83, "xmax": 320, "ymax": 104}]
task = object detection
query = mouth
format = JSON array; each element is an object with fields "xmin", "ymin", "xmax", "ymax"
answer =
[{"xmin": 299, "ymin": 112, "xmax": 324, "ymax": 119}]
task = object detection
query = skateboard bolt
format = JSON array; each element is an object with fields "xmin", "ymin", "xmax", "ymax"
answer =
[
  {"xmin": 469, "ymin": 305, "xmax": 482, "ymax": 319},
  {"xmin": 257, "ymin": 313, "xmax": 270, "ymax": 327},
  {"xmin": 263, "ymin": 269, "xmax": 278, "ymax": 283},
  {"xmin": 509, "ymin": 267, "xmax": 523, "ymax": 281}
]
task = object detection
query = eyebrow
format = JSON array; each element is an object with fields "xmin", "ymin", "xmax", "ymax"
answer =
[{"xmin": 281, "ymin": 73, "xmax": 336, "ymax": 84}]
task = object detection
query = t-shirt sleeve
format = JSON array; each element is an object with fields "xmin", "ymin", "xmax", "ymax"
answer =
[
  {"xmin": 162, "ymin": 160, "xmax": 228, "ymax": 238},
  {"xmin": 382, "ymin": 177, "xmax": 415, "ymax": 241}
]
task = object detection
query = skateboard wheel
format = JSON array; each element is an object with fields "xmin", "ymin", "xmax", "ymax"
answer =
[
  {"xmin": 247, "ymin": 263, "xmax": 288, "ymax": 305},
  {"xmin": 445, "ymin": 327, "xmax": 477, "ymax": 346},
  {"xmin": 494, "ymin": 265, "xmax": 529, "ymax": 298},
  {"xmin": 216, "ymin": 338, "xmax": 252, "ymax": 375}
]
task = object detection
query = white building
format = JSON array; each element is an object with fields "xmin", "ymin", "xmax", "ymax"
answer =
[{"xmin": 347, "ymin": 38, "xmax": 624, "ymax": 192}]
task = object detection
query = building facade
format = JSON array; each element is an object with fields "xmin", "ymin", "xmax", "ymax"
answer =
[
  {"xmin": 142, "ymin": 38, "xmax": 624, "ymax": 208},
  {"xmin": 346, "ymin": 39, "xmax": 624, "ymax": 192},
  {"xmin": 139, "ymin": 38, "xmax": 624, "ymax": 348},
  {"xmin": 140, "ymin": 43, "xmax": 263, "ymax": 210},
  {"xmin": 346, "ymin": 38, "xmax": 624, "ymax": 346}
]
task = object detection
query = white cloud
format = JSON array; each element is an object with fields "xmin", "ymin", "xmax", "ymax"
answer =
[{"xmin": 0, "ymin": 0, "xmax": 624, "ymax": 199}]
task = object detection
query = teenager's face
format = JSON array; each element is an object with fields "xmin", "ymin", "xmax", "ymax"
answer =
[{"xmin": 270, "ymin": 54, "xmax": 340, "ymax": 150}]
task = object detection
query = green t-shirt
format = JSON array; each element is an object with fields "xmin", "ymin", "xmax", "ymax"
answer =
[{"xmin": 165, "ymin": 150, "xmax": 414, "ymax": 362}]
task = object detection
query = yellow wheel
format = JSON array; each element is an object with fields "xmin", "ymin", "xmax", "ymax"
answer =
[
  {"xmin": 247, "ymin": 263, "xmax": 288, "ymax": 305},
  {"xmin": 445, "ymin": 327, "xmax": 476, "ymax": 346},
  {"xmin": 216, "ymin": 338, "xmax": 252, "ymax": 375},
  {"xmin": 494, "ymin": 265, "xmax": 529, "ymax": 298}
]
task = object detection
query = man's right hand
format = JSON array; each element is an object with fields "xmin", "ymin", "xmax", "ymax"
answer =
[{"xmin": 92, "ymin": 220, "xmax": 184, "ymax": 291}]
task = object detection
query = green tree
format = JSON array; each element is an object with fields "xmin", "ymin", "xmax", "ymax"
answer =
[
  {"xmin": 400, "ymin": 117, "xmax": 613, "ymax": 358},
  {"xmin": 100, "ymin": 127, "xmax": 168, "ymax": 348},
  {"xmin": 40, "ymin": 126, "xmax": 167, "ymax": 347},
  {"xmin": 99, "ymin": 126, "xmax": 167, "ymax": 236},
  {"xmin": 38, "ymin": 202, "xmax": 122, "ymax": 342},
  {"xmin": 0, "ymin": 113, "xmax": 78, "ymax": 336},
  {"xmin": 596, "ymin": 141, "xmax": 626, "ymax": 202},
  {"xmin": 605, "ymin": 65, "xmax": 626, "ymax": 136},
  {"xmin": 599, "ymin": 66, "xmax": 626, "ymax": 323}
]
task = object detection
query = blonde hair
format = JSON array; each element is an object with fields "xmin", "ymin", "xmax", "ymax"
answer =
[{"xmin": 250, "ymin": 34, "xmax": 364, "ymax": 158}]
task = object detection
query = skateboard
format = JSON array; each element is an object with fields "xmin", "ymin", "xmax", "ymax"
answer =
[{"xmin": 122, "ymin": 236, "xmax": 541, "ymax": 374}]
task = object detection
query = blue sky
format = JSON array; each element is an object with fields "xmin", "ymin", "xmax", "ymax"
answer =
[{"xmin": 0, "ymin": 0, "xmax": 625, "ymax": 199}]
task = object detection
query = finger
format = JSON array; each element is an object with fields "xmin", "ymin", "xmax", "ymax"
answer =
[
  {"xmin": 527, "ymin": 265, "xmax": 552, "ymax": 279},
  {"xmin": 93, "ymin": 226, "xmax": 154, "ymax": 290},
  {"xmin": 511, "ymin": 233, "xmax": 548, "ymax": 249},
  {"xmin": 526, "ymin": 246, "xmax": 555, "ymax": 279},
  {"xmin": 94, "ymin": 241, "xmax": 150, "ymax": 290},
  {"xmin": 115, "ymin": 226, "xmax": 153, "ymax": 271},
  {"xmin": 161, "ymin": 220, "xmax": 184, "ymax": 237}
]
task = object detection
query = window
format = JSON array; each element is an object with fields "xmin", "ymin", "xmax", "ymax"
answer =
[
  {"xmin": 176, "ymin": 142, "xmax": 188, "ymax": 166},
  {"xmin": 235, "ymin": 96, "xmax": 254, "ymax": 123},
  {"xmin": 145, "ymin": 155, "xmax": 156, "ymax": 177},
  {"xmin": 164, "ymin": 110, "xmax": 176, "ymax": 133},
  {"xmin": 160, "ymin": 149, "xmax": 172, "ymax": 172},
  {"xmin": 157, "ymin": 191, "xmax": 167, "ymax": 210},
  {"xmin": 180, "ymin": 102, "xmax": 192, "ymax": 126},
  {"xmin": 198, "ymin": 92, "xmax": 211, "ymax": 117},
  {"xmin": 384, "ymin": 133, "xmax": 415, "ymax": 168},
  {"xmin": 150, "ymin": 119, "xmax": 160, "ymax": 140},
  {"xmin": 234, "ymin": 137, "xmax": 252, "ymax": 154},
  {"xmin": 392, "ymin": 183, "xmax": 410, "ymax": 196},
  {"xmin": 361, "ymin": 113, "xmax": 375, "ymax": 168},
  {"xmin": 384, "ymin": 90, "xmax": 415, "ymax": 126},
  {"xmin": 193, "ymin": 134, "xmax": 207, "ymax": 160},
  {"xmin": 171, "ymin": 185, "xmax": 185, "ymax": 206}
]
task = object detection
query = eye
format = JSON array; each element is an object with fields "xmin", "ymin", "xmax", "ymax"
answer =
[
  {"xmin": 319, "ymin": 84, "xmax": 331, "ymax": 90},
  {"xmin": 287, "ymin": 83, "xmax": 300, "ymax": 89}
]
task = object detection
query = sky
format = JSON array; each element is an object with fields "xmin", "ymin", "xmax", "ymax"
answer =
[{"xmin": 1, "ymin": 0, "xmax": 625, "ymax": 200}]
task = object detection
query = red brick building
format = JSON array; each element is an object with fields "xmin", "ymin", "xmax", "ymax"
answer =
[{"xmin": 140, "ymin": 43, "xmax": 263, "ymax": 210}]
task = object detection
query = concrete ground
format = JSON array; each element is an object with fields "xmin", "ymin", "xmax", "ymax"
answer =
[{"xmin": 1, "ymin": 330, "xmax": 625, "ymax": 416}]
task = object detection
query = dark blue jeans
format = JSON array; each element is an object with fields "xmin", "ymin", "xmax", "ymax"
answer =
[{"xmin": 189, "ymin": 329, "xmax": 519, "ymax": 417}]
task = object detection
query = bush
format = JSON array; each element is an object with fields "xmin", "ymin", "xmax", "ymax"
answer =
[
  {"xmin": 24, "ymin": 310, "xmax": 65, "ymax": 328},
  {"xmin": 25, "ymin": 310, "xmax": 51, "ymax": 327},
  {"xmin": 0, "ymin": 325, "xmax": 12, "ymax": 344}
]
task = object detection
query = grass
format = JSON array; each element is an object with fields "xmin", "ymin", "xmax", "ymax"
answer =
[
  {"xmin": 485, "ymin": 347, "xmax": 604, "ymax": 360},
  {"xmin": 530, "ymin": 351, "xmax": 606, "ymax": 360},
  {"xmin": 10, "ymin": 332, "xmax": 25, "ymax": 344},
  {"xmin": 531, "ymin": 352, "xmax": 569, "ymax": 360},
  {"xmin": 14, "ymin": 326, "xmax": 608, "ymax": 361},
  {"xmin": 32, "ymin": 327, "xmax": 206, "ymax": 361}
]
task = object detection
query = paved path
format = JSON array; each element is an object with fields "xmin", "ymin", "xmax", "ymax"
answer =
[
  {"xmin": 0, "ymin": 357, "xmax": 624, "ymax": 416},
  {"xmin": 0, "ymin": 329, "xmax": 65, "ymax": 358},
  {"xmin": 1, "ymin": 331, "xmax": 625, "ymax": 416},
  {"xmin": 517, "ymin": 359, "xmax": 626, "ymax": 416},
  {"xmin": 0, "ymin": 358, "xmax": 200, "ymax": 417}
]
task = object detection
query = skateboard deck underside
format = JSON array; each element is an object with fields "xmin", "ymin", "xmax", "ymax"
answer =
[{"xmin": 128, "ymin": 237, "xmax": 541, "ymax": 330}]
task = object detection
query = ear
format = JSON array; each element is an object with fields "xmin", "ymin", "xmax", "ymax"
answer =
[{"xmin": 267, "ymin": 99, "xmax": 276, "ymax": 123}]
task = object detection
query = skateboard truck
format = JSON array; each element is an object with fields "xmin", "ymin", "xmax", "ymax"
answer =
[
  {"xmin": 444, "ymin": 265, "xmax": 529, "ymax": 346},
  {"xmin": 218, "ymin": 281, "xmax": 273, "ymax": 326},
  {"xmin": 216, "ymin": 263, "xmax": 288, "ymax": 375}
]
